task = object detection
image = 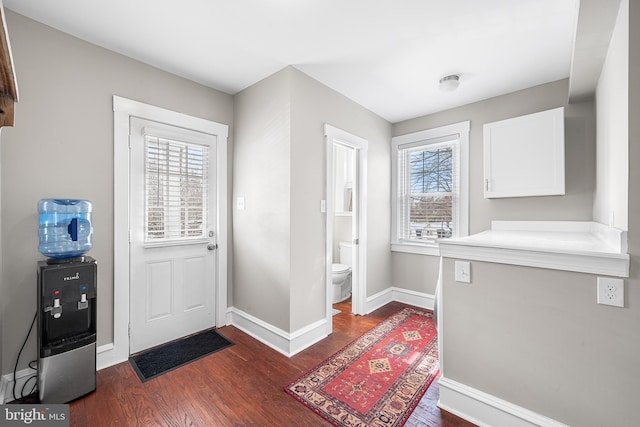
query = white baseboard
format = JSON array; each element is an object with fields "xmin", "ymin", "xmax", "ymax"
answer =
[
  {"xmin": 366, "ymin": 287, "xmax": 435, "ymax": 314},
  {"xmin": 438, "ymin": 376, "xmax": 569, "ymax": 427},
  {"xmin": 1, "ymin": 367, "xmax": 38, "ymax": 404},
  {"xmin": 0, "ymin": 374, "xmax": 5, "ymax": 403},
  {"xmin": 96, "ymin": 343, "xmax": 119, "ymax": 371},
  {"xmin": 365, "ymin": 288, "xmax": 394, "ymax": 313},
  {"xmin": 226, "ymin": 287, "xmax": 433, "ymax": 358},
  {"xmin": 226, "ymin": 307, "xmax": 328, "ymax": 357}
]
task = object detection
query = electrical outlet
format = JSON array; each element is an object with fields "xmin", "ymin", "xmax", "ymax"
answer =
[
  {"xmin": 597, "ymin": 277, "xmax": 624, "ymax": 307},
  {"xmin": 455, "ymin": 261, "xmax": 471, "ymax": 283}
]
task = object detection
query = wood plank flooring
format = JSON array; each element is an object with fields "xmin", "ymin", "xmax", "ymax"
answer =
[{"xmin": 65, "ymin": 301, "xmax": 475, "ymax": 426}]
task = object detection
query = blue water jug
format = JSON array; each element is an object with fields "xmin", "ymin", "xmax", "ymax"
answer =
[{"xmin": 38, "ymin": 199, "xmax": 93, "ymax": 259}]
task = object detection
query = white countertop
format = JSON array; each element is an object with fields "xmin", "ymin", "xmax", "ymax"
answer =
[{"xmin": 439, "ymin": 221, "xmax": 629, "ymax": 277}]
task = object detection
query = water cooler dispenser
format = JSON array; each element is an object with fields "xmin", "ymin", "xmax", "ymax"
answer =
[{"xmin": 36, "ymin": 199, "xmax": 97, "ymax": 403}]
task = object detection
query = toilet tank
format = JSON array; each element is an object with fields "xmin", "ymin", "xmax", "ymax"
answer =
[{"xmin": 339, "ymin": 241, "xmax": 353, "ymax": 266}]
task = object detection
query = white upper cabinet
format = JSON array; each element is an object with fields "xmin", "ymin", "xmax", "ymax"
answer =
[{"xmin": 483, "ymin": 107, "xmax": 565, "ymax": 199}]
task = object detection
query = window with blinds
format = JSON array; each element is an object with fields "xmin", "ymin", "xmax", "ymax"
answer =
[
  {"xmin": 397, "ymin": 138, "xmax": 459, "ymax": 242},
  {"xmin": 144, "ymin": 135, "xmax": 209, "ymax": 243}
]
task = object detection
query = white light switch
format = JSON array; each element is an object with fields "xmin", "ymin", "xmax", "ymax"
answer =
[
  {"xmin": 236, "ymin": 197, "xmax": 245, "ymax": 210},
  {"xmin": 455, "ymin": 261, "xmax": 471, "ymax": 283}
]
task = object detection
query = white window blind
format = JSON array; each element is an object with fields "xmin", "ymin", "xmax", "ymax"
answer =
[
  {"xmin": 144, "ymin": 135, "xmax": 209, "ymax": 243},
  {"xmin": 397, "ymin": 137, "xmax": 459, "ymax": 242}
]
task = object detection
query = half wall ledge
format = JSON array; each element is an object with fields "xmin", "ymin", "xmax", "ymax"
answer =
[{"xmin": 438, "ymin": 221, "xmax": 629, "ymax": 278}]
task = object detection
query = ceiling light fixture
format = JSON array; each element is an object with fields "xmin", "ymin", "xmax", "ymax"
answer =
[{"xmin": 439, "ymin": 74, "xmax": 460, "ymax": 92}]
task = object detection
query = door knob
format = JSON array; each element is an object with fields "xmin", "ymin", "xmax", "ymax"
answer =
[{"xmin": 207, "ymin": 243, "xmax": 218, "ymax": 251}]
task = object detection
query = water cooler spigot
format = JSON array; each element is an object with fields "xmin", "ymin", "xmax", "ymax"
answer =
[
  {"xmin": 44, "ymin": 299, "xmax": 63, "ymax": 319},
  {"xmin": 78, "ymin": 293, "xmax": 88, "ymax": 310}
]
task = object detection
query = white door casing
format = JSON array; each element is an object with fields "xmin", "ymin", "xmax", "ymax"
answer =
[
  {"xmin": 129, "ymin": 118, "xmax": 217, "ymax": 354},
  {"xmin": 103, "ymin": 96, "xmax": 228, "ymax": 369},
  {"xmin": 324, "ymin": 124, "xmax": 368, "ymax": 331}
]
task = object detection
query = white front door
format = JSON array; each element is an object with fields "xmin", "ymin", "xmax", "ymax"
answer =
[{"xmin": 129, "ymin": 117, "xmax": 217, "ymax": 354}]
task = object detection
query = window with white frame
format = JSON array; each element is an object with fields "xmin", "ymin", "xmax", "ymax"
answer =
[
  {"xmin": 144, "ymin": 135, "xmax": 209, "ymax": 243},
  {"xmin": 392, "ymin": 121, "xmax": 469, "ymax": 253}
]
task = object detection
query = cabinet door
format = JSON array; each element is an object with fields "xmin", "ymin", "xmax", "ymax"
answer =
[{"xmin": 483, "ymin": 107, "xmax": 565, "ymax": 198}]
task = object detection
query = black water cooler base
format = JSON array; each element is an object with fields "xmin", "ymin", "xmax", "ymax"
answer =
[{"xmin": 39, "ymin": 342, "xmax": 96, "ymax": 403}]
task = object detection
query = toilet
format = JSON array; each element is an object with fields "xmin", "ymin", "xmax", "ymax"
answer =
[{"xmin": 332, "ymin": 241, "xmax": 353, "ymax": 303}]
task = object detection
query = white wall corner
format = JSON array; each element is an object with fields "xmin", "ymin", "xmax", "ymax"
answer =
[
  {"xmin": 0, "ymin": 373, "xmax": 7, "ymax": 403},
  {"xmin": 96, "ymin": 343, "xmax": 118, "ymax": 371},
  {"xmin": 391, "ymin": 287, "xmax": 435, "ymax": 310},
  {"xmin": 227, "ymin": 307, "xmax": 328, "ymax": 357},
  {"xmin": 366, "ymin": 287, "xmax": 435, "ymax": 314},
  {"xmin": 590, "ymin": 221, "xmax": 628, "ymax": 253},
  {"xmin": 365, "ymin": 288, "xmax": 394, "ymax": 314},
  {"xmin": 289, "ymin": 318, "xmax": 330, "ymax": 356},
  {"xmin": 438, "ymin": 376, "xmax": 569, "ymax": 427}
]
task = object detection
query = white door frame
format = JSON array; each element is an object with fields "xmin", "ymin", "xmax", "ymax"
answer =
[
  {"xmin": 105, "ymin": 96, "xmax": 228, "ymax": 366},
  {"xmin": 324, "ymin": 124, "xmax": 367, "ymax": 331}
]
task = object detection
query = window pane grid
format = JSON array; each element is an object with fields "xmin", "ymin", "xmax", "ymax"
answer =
[
  {"xmin": 398, "ymin": 141, "xmax": 459, "ymax": 242},
  {"xmin": 144, "ymin": 136, "xmax": 209, "ymax": 242}
]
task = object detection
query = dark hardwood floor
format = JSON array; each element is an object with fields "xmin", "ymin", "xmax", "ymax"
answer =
[{"xmin": 64, "ymin": 301, "xmax": 475, "ymax": 426}]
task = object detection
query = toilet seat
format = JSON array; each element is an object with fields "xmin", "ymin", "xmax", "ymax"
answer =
[{"xmin": 332, "ymin": 263, "xmax": 351, "ymax": 273}]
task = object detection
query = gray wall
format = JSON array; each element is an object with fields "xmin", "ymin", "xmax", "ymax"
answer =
[
  {"xmin": 232, "ymin": 67, "xmax": 391, "ymax": 333},
  {"xmin": 441, "ymin": 259, "xmax": 639, "ymax": 426},
  {"xmin": 391, "ymin": 252, "xmax": 440, "ymax": 294},
  {"xmin": 232, "ymin": 69, "xmax": 292, "ymax": 331},
  {"xmin": 0, "ymin": 11, "xmax": 234, "ymax": 375},
  {"xmin": 391, "ymin": 79, "xmax": 596, "ymax": 295},
  {"xmin": 289, "ymin": 67, "xmax": 391, "ymax": 329}
]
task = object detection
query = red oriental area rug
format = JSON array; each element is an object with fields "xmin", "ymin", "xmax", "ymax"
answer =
[{"xmin": 285, "ymin": 308, "xmax": 439, "ymax": 426}]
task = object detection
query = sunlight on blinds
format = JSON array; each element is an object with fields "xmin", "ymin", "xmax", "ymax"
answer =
[
  {"xmin": 398, "ymin": 139, "xmax": 459, "ymax": 241},
  {"xmin": 145, "ymin": 135, "xmax": 209, "ymax": 243}
]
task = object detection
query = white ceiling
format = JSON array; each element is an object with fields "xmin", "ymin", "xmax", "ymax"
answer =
[{"xmin": 4, "ymin": 0, "xmax": 580, "ymax": 123}]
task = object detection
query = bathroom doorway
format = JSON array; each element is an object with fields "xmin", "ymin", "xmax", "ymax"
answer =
[{"xmin": 324, "ymin": 124, "xmax": 368, "ymax": 333}]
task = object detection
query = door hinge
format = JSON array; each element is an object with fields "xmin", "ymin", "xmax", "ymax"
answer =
[
  {"xmin": 353, "ymin": 238, "xmax": 359, "ymax": 245},
  {"xmin": 128, "ymin": 323, "xmax": 131, "ymax": 337}
]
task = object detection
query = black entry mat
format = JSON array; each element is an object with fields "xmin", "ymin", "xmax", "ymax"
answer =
[{"xmin": 129, "ymin": 328, "xmax": 233, "ymax": 382}]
